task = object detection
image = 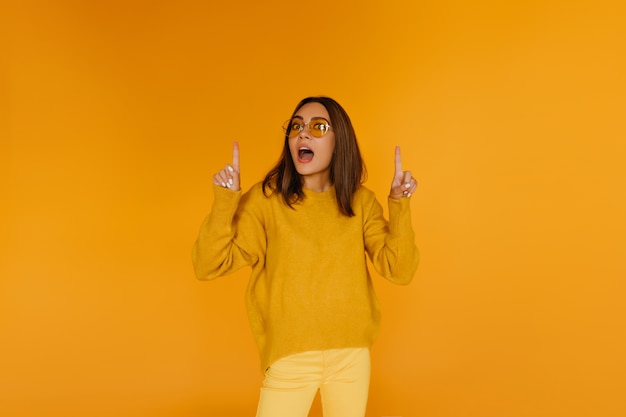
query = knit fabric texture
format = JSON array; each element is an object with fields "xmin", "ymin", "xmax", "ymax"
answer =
[{"xmin": 193, "ymin": 182, "xmax": 419, "ymax": 372}]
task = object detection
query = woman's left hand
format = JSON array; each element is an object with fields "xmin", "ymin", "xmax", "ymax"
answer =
[{"xmin": 389, "ymin": 146, "xmax": 418, "ymax": 199}]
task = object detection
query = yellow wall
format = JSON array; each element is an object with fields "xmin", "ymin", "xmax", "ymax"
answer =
[{"xmin": 3, "ymin": 1, "xmax": 625, "ymax": 416}]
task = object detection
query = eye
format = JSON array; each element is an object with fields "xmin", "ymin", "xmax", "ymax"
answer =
[
  {"xmin": 313, "ymin": 122, "xmax": 329, "ymax": 134},
  {"xmin": 291, "ymin": 121, "xmax": 303, "ymax": 131}
]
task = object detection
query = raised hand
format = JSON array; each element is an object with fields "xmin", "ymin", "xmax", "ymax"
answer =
[
  {"xmin": 389, "ymin": 146, "xmax": 418, "ymax": 199},
  {"xmin": 212, "ymin": 142, "xmax": 241, "ymax": 191}
]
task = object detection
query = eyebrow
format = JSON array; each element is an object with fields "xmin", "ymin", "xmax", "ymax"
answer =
[{"xmin": 292, "ymin": 115, "xmax": 330, "ymax": 122}]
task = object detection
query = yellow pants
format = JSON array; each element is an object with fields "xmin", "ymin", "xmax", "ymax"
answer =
[{"xmin": 255, "ymin": 348, "xmax": 371, "ymax": 417}]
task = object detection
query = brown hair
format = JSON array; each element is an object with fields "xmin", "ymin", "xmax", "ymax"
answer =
[{"xmin": 262, "ymin": 96, "xmax": 366, "ymax": 217}]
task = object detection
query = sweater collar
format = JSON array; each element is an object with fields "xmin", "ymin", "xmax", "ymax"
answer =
[{"xmin": 302, "ymin": 185, "xmax": 336, "ymax": 201}]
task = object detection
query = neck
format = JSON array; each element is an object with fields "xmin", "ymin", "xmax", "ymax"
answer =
[{"xmin": 302, "ymin": 174, "xmax": 332, "ymax": 193}]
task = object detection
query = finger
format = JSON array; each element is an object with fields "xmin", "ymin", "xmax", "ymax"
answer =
[
  {"xmin": 223, "ymin": 167, "xmax": 237, "ymax": 186},
  {"xmin": 220, "ymin": 169, "xmax": 231, "ymax": 187},
  {"xmin": 225, "ymin": 162, "xmax": 241, "ymax": 190},
  {"xmin": 213, "ymin": 172, "xmax": 227, "ymax": 187},
  {"xmin": 394, "ymin": 146, "xmax": 402, "ymax": 177},
  {"xmin": 406, "ymin": 178, "xmax": 418, "ymax": 197},
  {"xmin": 232, "ymin": 141, "xmax": 240, "ymax": 172},
  {"xmin": 400, "ymin": 174, "xmax": 415, "ymax": 196},
  {"xmin": 402, "ymin": 170, "xmax": 412, "ymax": 187},
  {"xmin": 226, "ymin": 163, "xmax": 239, "ymax": 186}
]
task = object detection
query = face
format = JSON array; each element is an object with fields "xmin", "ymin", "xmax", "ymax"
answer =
[{"xmin": 287, "ymin": 102, "xmax": 336, "ymax": 188}]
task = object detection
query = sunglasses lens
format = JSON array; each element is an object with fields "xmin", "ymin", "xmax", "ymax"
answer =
[
  {"xmin": 283, "ymin": 118, "xmax": 330, "ymax": 138},
  {"xmin": 283, "ymin": 119, "xmax": 299, "ymax": 138},
  {"xmin": 309, "ymin": 118, "xmax": 330, "ymax": 137},
  {"xmin": 291, "ymin": 120, "xmax": 304, "ymax": 137}
]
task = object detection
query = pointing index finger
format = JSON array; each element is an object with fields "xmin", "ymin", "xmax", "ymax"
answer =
[
  {"xmin": 232, "ymin": 141, "xmax": 240, "ymax": 171},
  {"xmin": 395, "ymin": 145, "xmax": 402, "ymax": 175}
]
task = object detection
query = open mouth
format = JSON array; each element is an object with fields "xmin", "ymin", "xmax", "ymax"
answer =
[{"xmin": 298, "ymin": 147, "xmax": 314, "ymax": 162}]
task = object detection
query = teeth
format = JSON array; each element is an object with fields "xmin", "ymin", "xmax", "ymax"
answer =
[{"xmin": 298, "ymin": 147, "xmax": 314, "ymax": 159}]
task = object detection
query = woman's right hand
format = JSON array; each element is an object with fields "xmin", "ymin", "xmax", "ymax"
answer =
[{"xmin": 212, "ymin": 142, "xmax": 241, "ymax": 191}]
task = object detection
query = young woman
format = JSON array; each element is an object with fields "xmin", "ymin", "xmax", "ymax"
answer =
[{"xmin": 193, "ymin": 96, "xmax": 419, "ymax": 417}]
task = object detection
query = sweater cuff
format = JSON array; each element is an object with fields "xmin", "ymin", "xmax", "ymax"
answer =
[
  {"xmin": 387, "ymin": 196, "xmax": 413, "ymax": 236},
  {"xmin": 209, "ymin": 184, "xmax": 243, "ymax": 219}
]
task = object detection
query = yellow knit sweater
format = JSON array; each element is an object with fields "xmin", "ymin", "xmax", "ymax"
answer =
[{"xmin": 192, "ymin": 182, "xmax": 419, "ymax": 372}]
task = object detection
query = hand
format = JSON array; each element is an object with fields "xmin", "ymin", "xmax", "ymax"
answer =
[
  {"xmin": 212, "ymin": 142, "xmax": 241, "ymax": 191},
  {"xmin": 389, "ymin": 146, "xmax": 417, "ymax": 199}
]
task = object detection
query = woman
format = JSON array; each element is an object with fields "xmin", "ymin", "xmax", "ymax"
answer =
[{"xmin": 193, "ymin": 96, "xmax": 419, "ymax": 417}]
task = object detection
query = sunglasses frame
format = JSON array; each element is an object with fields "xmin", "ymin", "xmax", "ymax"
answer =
[{"xmin": 283, "ymin": 117, "xmax": 332, "ymax": 138}]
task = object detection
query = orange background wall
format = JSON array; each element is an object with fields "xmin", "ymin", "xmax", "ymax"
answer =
[{"xmin": 2, "ymin": 1, "xmax": 625, "ymax": 416}]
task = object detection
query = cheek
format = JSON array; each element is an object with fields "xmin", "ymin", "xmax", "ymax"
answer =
[
  {"xmin": 326, "ymin": 138, "xmax": 336, "ymax": 157},
  {"xmin": 287, "ymin": 141, "xmax": 296, "ymax": 154}
]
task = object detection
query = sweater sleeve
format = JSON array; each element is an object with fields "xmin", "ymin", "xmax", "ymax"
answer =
[
  {"xmin": 363, "ymin": 195, "xmax": 419, "ymax": 285},
  {"xmin": 192, "ymin": 184, "xmax": 266, "ymax": 280}
]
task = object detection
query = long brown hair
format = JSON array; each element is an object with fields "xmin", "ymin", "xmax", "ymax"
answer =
[{"xmin": 262, "ymin": 96, "xmax": 366, "ymax": 217}]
